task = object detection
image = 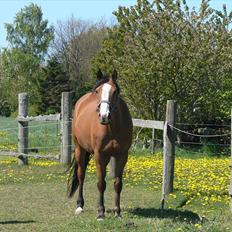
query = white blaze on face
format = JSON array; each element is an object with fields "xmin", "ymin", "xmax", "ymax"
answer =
[{"xmin": 99, "ymin": 83, "xmax": 111, "ymax": 118}]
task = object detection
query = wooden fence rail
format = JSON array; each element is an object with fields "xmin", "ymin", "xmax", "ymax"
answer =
[
  {"xmin": 132, "ymin": 119, "xmax": 164, "ymax": 130},
  {"xmin": 17, "ymin": 114, "xmax": 60, "ymax": 122},
  {"xmin": 0, "ymin": 150, "xmax": 59, "ymax": 160}
]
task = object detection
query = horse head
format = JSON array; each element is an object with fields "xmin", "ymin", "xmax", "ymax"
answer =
[{"xmin": 94, "ymin": 70, "xmax": 120, "ymax": 125}]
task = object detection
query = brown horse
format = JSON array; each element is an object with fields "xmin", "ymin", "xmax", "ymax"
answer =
[{"xmin": 68, "ymin": 70, "xmax": 133, "ymax": 220}]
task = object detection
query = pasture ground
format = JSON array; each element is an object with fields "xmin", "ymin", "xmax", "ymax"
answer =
[
  {"xmin": 0, "ymin": 157, "xmax": 232, "ymax": 232},
  {"xmin": 1, "ymin": 116, "xmax": 232, "ymax": 231}
]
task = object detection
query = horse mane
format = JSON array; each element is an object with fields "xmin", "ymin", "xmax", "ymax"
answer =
[{"xmin": 92, "ymin": 75, "xmax": 120, "ymax": 94}]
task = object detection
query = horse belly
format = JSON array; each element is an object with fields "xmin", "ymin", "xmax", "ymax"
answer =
[{"xmin": 73, "ymin": 117, "xmax": 94, "ymax": 153}]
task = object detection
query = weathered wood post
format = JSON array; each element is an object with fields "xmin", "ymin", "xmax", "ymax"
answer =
[
  {"xmin": 230, "ymin": 108, "xmax": 232, "ymax": 212},
  {"xmin": 109, "ymin": 157, "xmax": 116, "ymax": 178},
  {"xmin": 18, "ymin": 93, "xmax": 29, "ymax": 165},
  {"xmin": 152, "ymin": 128, "xmax": 155, "ymax": 153},
  {"xmin": 162, "ymin": 100, "xmax": 177, "ymax": 208},
  {"xmin": 60, "ymin": 92, "xmax": 72, "ymax": 165}
]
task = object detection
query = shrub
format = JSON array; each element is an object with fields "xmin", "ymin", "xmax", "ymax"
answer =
[{"xmin": 0, "ymin": 99, "xmax": 11, "ymax": 117}]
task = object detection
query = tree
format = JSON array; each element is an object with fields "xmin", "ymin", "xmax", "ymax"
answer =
[
  {"xmin": 93, "ymin": 0, "xmax": 232, "ymax": 123},
  {"xmin": 1, "ymin": 3, "xmax": 54, "ymax": 114},
  {"xmin": 0, "ymin": 54, "xmax": 11, "ymax": 117},
  {"xmin": 39, "ymin": 57, "xmax": 70, "ymax": 113},
  {"xmin": 52, "ymin": 16, "xmax": 108, "ymax": 99},
  {"xmin": 5, "ymin": 3, "xmax": 54, "ymax": 60},
  {"xmin": 1, "ymin": 49, "xmax": 43, "ymax": 112}
]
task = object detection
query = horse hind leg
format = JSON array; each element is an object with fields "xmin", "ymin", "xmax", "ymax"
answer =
[
  {"xmin": 75, "ymin": 147, "xmax": 90, "ymax": 215},
  {"xmin": 113, "ymin": 153, "xmax": 128, "ymax": 218}
]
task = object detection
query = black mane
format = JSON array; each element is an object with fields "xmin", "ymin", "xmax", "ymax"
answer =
[{"xmin": 92, "ymin": 76, "xmax": 109, "ymax": 92}]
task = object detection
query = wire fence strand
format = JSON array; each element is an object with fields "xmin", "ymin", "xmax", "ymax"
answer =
[
  {"xmin": 175, "ymin": 141, "xmax": 230, "ymax": 147},
  {"xmin": 0, "ymin": 120, "xmax": 73, "ymax": 132},
  {"xmin": 169, "ymin": 124, "xmax": 231, "ymax": 138},
  {"xmin": 176, "ymin": 122, "xmax": 230, "ymax": 127}
]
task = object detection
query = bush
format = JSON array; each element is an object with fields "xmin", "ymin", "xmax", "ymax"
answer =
[{"xmin": 0, "ymin": 99, "xmax": 11, "ymax": 117}]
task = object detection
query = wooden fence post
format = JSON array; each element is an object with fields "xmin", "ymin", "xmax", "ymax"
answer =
[
  {"xmin": 109, "ymin": 158, "xmax": 116, "ymax": 178},
  {"xmin": 152, "ymin": 128, "xmax": 155, "ymax": 153},
  {"xmin": 18, "ymin": 93, "xmax": 28, "ymax": 165},
  {"xmin": 60, "ymin": 92, "xmax": 72, "ymax": 165},
  {"xmin": 230, "ymin": 108, "xmax": 232, "ymax": 212},
  {"xmin": 162, "ymin": 100, "xmax": 177, "ymax": 206}
]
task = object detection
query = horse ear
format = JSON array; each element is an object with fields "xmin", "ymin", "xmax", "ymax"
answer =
[
  {"xmin": 97, "ymin": 69, "xmax": 103, "ymax": 80},
  {"xmin": 112, "ymin": 70, "xmax": 118, "ymax": 81}
]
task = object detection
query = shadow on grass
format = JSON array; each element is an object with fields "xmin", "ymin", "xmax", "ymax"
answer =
[
  {"xmin": 129, "ymin": 207, "xmax": 201, "ymax": 223},
  {"xmin": 0, "ymin": 220, "xmax": 35, "ymax": 225}
]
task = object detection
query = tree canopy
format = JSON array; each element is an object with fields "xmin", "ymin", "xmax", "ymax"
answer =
[
  {"xmin": 52, "ymin": 17, "xmax": 108, "ymax": 99},
  {"xmin": 39, "ymin": 57, "xmax": 70, "ymax": 114},
  {"xmin": 93, "ymin": 0, "xmax": 232, "ymax": 123},
  {"xmin": 0, "ymin": 3, "xmax": 54, "ymax": 114},
  {"xmin": 5, "ymin": 3, "xmax": 54, "ymax": 59}
]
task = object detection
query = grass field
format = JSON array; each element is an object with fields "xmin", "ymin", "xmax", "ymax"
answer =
[
  {"xmin": 1, "ymin": 116, "xmax": 232, "ymax": 231},
  {"xmin": 0, "ymin": 155, "xmax": 232, "ymax": 232}
]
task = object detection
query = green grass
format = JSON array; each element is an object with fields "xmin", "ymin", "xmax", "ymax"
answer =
[
  {"xmin": 0, "ymin": 116, "xmax": 61, "ymax": 153},
  {"xmin": 1, "ymin": 116, "xmax": 232, "ymax": 231},
  {"xmin": 0, "ymin": 158, "xmax": 232, "ymax": 232}
]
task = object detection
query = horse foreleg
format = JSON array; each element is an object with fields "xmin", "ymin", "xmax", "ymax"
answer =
[
  {"xmin": 113, "ymin": 153, "xmax": 128, "ymax": 218},
  {"xmin": 95, "ymin": 154, "xmax": 110, "ymax": 220},
  {"xmin": 114, "ymin": 176, "xmax": 122, "ymax": 218}
]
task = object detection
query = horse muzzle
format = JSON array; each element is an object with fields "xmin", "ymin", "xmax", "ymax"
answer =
[{"xmin": 99, "ymin": 114, "xmax": 111, "ymax": 125}]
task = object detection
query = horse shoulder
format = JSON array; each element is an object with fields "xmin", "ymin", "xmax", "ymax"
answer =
[
  {"xmin": 73, "ymin": 93, "xmax": 95, "ymax": 117},
  {"xmin": 74, "ymin": 93, "xmax": 91, "ymax": 109}
]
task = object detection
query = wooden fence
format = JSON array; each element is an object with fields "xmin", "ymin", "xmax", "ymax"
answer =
[
  {"xmin": 1, "ymin": 92, "xmax": 72, "ymax": 165},
  {"xmin": 1, "ymin": 92, "xmax": 177, "ymax": 205},
  {"xmin": 1, "ymin": 91, "xmax": 232, "ymax": 212}
]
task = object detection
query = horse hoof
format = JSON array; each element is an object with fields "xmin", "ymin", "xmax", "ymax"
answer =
[
  {"xmin": 115, "ymin": 213, "xmax": 122, "ymax": 219},
  {"xmin": 75, "ymin": 207, "xmax": 84, "ymax": 215},
  {"xmin": 97, "ymin": 215, "xmax": 105, "ymax": 221}
]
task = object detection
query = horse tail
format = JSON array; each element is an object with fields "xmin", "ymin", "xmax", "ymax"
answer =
[
  {"xmin": 67, "ymin": 153, "xmax": 91, "ymax": 198},
  {"xmin": 67, "ymin": 157, "xmax": 79, "ymax": 198}
]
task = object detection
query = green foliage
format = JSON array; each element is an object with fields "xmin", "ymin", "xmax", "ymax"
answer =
[
  {"xmin": 0, "ymin": 99, "xmax": 11, "ymax": 117},
  {"xmin": 0, "ymin": 3, "xmax": 54, "ymax": 114},
  {"xmin": 5, "ymin": 3, "xmax": 54, "ymax": 59},
  {"xmin": 1, "ymin": 48, "xmax": 43, "ymax": 112},
  {"xmin": 39, "ymin": 57, "xmax": 70, "ymax": 113},
  {"xmin": 93, "ymin": 0, "xmax": 232, "ymax": 123},
  {"xmin": 53, "ymin": 17, "xmax": 108, "ymax": 100}
]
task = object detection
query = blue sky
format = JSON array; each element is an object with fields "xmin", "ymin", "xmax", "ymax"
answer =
[{"xmin": 0, "ymin": 0, "xmax": 231, "ymax": 48}]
